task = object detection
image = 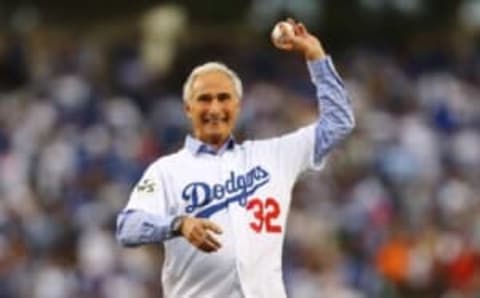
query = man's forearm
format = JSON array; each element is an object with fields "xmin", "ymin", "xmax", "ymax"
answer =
[
  {"xmin": 308, "ymin": 56, "xmax": 355, "ymax": 163},
  {"xmin": 116, "ymin": 209, "xmax": 177, "ymax": 246}
]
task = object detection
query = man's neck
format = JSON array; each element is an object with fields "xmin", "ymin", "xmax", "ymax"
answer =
[{"xmin": 186, "ymin": 135, "xmax": 235, "ymax": 155}]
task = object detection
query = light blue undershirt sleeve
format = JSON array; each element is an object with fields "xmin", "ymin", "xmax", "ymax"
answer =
[
  {"xmin": 307, "ymin": 56, "xmax": 355, "ymax": 164},
  {"xmin": 116, "ymin": 209, "xmax": 177, "ymax": 247}
]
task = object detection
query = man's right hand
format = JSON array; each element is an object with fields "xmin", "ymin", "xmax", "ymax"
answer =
[{"xmin": 179, "ymin": 216, "xmax": 223, "ymax": 253}]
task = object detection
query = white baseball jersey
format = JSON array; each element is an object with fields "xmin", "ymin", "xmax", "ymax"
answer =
[{"xmin": 117, "ymin": 56, "xmax": 355, "ymax": 298}]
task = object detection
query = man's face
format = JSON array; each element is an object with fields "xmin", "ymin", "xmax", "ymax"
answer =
[{"xmin": 185, "ymin": 70, "xmax": 241, "ymax": 148}]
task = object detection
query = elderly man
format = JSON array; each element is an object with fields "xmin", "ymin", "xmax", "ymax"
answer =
[{"xmin": 116, "ymin": 19, "xmax": 355, "ymax": 298}]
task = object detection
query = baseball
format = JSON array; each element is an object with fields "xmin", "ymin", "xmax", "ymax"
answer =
[{"xmin": 271, "ymin": 22, "xmax": 294, "ymax": 42}]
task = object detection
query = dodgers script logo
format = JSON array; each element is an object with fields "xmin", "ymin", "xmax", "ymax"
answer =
[{"xmin": 182, "ymin": 166, "xmax": 270, "ymax": 218}]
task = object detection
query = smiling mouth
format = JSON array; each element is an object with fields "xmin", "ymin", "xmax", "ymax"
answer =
[{"xmin": 202, "ymin": 116, "xmax": 228, "ymax": 124}]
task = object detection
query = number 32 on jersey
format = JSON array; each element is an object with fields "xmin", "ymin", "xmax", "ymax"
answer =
[{"xmin": 246, "ymin": 197, "xmax": 282, "ymax": 233}]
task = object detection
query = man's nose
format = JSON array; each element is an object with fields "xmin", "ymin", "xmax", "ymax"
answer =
[{"xmin": 208, "ymin": 99, "xmax": 222, "ymax": 113}]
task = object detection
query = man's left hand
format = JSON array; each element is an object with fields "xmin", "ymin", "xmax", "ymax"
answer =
[{"xmin": 271, "ymin": 18, "xmax": 326, "ymax": 61}]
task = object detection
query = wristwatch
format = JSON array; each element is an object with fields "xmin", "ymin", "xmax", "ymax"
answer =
[{"xmin": 171, "ymin": 215, "xmax": 186, "ymax": 237}]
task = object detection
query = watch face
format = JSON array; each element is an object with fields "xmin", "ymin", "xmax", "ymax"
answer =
[
  {"xmin": 172, "ymin": 216, "xmax": 184, "ymax": 234},
  {"xmin": 174, "ymin": 218, "xmax": 181, "ymax": 231}
]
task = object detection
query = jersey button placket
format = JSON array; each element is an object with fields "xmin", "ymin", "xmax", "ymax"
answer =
[{"xmin": 225, "ymin": 150, "xmax": 253, "ymax": 296}]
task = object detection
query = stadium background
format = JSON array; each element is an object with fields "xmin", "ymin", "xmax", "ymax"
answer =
[{"xmin": 1, "ymin": 0, "xmax": 480, "ymax": 297}]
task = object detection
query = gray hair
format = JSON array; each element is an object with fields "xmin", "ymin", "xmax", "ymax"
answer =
[{"xmin": 182, "ymin": 62, "xmax": 243, "ymax": 102}]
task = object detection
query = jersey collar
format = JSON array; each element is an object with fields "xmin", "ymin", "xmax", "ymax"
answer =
[{"xmin": 185, "ymin": 135, "xmax": 236, "ymax": 156}]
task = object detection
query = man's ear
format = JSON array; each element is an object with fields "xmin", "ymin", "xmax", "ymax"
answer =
[{"xmin": 184, "ymin": 102, "xmax": 192, "ymax": 119}]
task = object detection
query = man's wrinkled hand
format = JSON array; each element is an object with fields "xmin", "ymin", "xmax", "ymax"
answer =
[
  {"xmin": 180, "ymin": 216, "xmax": 223, "ymax": 253},
  {"xmin": 271, "ymin": 18, "xmax": 326, "ymax": 61}
]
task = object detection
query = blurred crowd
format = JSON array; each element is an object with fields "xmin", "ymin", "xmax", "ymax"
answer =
[{"xmin": 1, "ymin": 4, "xmax": 480, "ymax": 298}]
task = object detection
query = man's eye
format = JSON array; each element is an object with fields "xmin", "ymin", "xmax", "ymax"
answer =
[
  {"xmin": 197, "ymin": 94, "xmax": 212, "ymax": 102},
  {"xmin": 217, "ymin": 93, "xmax": 231, "ymax": 101}
]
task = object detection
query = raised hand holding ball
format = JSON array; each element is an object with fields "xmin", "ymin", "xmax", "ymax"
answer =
[
  {"xmin": 271, "ymin": 21, "xmax": 295, "ymax": 44},
  {"xmin": 271, "ymin": 19, "xmax": 326, "ymax": 61}
]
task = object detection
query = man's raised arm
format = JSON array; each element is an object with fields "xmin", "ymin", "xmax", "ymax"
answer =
[{"xmin": 272, "ymin": 19, "xmax": 355, "ymax": 163}]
